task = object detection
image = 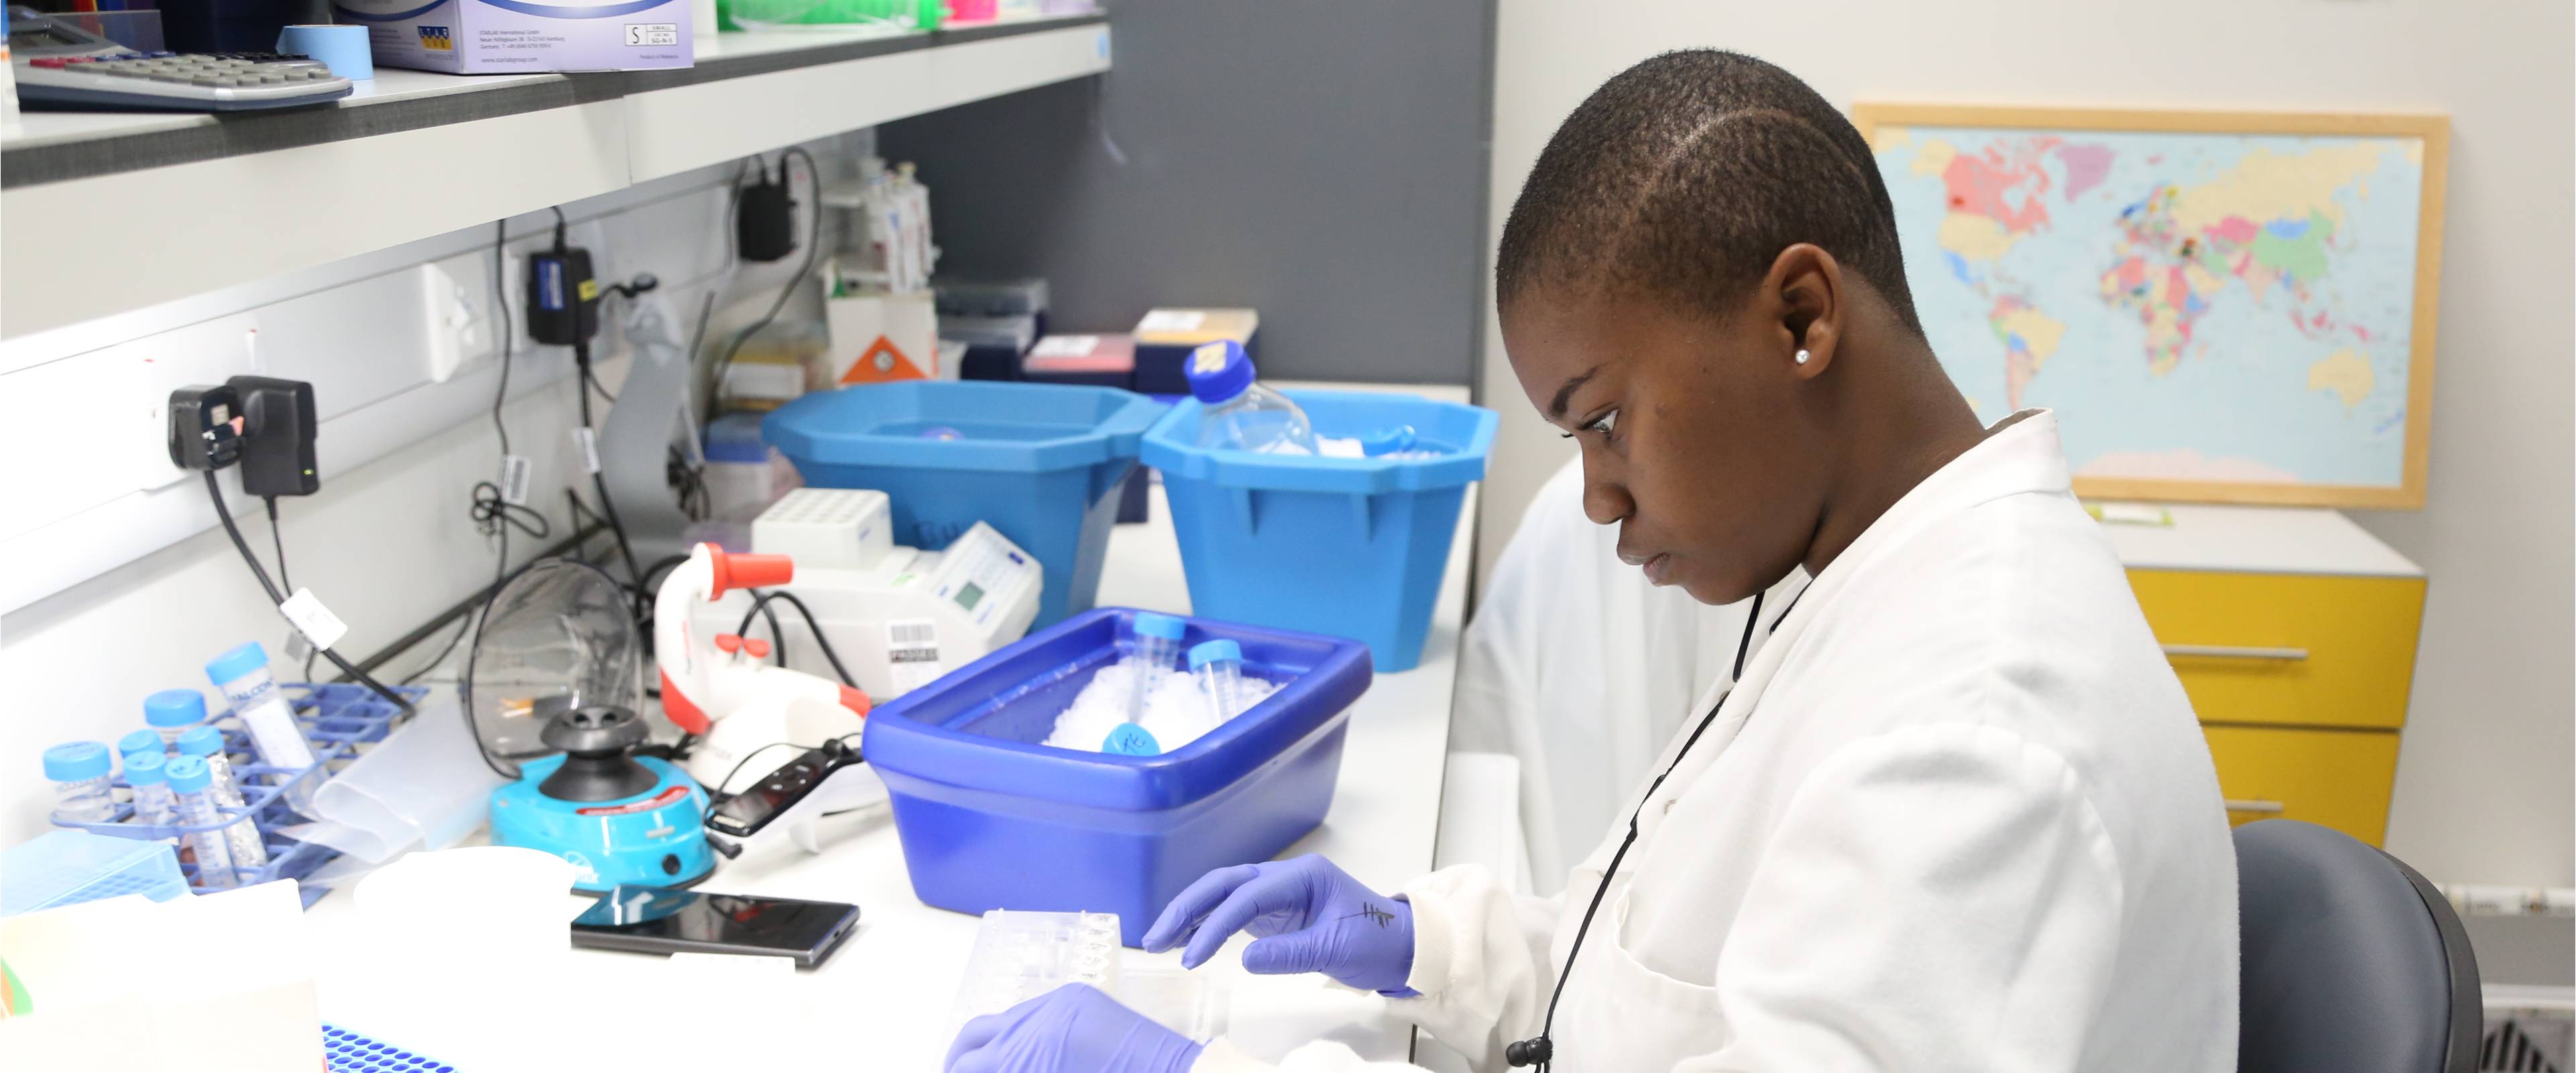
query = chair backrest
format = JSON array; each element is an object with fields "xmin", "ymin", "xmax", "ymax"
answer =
[{"xmin": 2235, "ymin": 819, "xmax": 2483, "ymax": 1073}]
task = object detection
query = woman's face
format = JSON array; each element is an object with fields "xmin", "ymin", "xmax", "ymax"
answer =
[{"xmin": 1500, "ymin": 287, "xmax": 1834, "ymax": 606}]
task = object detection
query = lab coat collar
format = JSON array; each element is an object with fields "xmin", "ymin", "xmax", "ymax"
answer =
[{"xmin": 1682, "ymin": 408, "xmax": 2070, "ymax": 722}]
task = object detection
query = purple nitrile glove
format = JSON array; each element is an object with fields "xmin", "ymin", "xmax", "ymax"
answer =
[
  {"xmin": 1140, "ymin": 853, "xmax": 1417, "ymax": 995},
  {"xmin": 943, "ymin": 983, "xmax": 1203, "ymax": 1073}
]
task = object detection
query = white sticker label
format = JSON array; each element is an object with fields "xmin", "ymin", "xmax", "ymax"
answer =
[
  {"xmin": 1191, "ymin": 341, "xmax": 1230, "ymax": 374},
  {"xmin": 624, "ymin": 22, "xmax": 679, "ymax": 46},
  {"xmin": 1030, "ymin": 335, "xmax": 1101, "ymax": 359},
  {"xmin": 1136, "ymin": 310, "xmax": 1206, "ymax": 334},
  {"xmin": 888, "ymin": 619, "xmax": 940, "ymax": 693},
  {"xmin": 279, "ymin": 587, "xmax": 350, "ymax": 651},
  {"xmin": 888, "ymin": 619, "xmax": 939, "ymax": 662},
  {"xmin": 573, "ymin": 427, "xmax": 601, "ymax": 475},
  {"xmin": 499, "ymin": 454, "xmax": 532, "ymax": 506}
]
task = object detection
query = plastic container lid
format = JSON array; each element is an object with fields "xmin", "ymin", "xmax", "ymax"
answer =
[
  {"xmin": 703, "ymin": 412, "xmax": 772, "ymax": 464},
  {"xmin": 165, "ymin": 753, "xmax": 213, "ymax": 793},
  {"xmin": 145, "ymin": 688, "xmax": 208, "ymax": 728},
  {"xmin": 1187, "ymin": 639, "xmax": 1243, "ymax": 671},
  {"xmin": 176, "ymin": 724, "xmax": 225, "ymax": 758},
  {"xmin": 126, "ymin": 750, "xmax": 170, "ymax": 785},
  {"xmin": 43, "ymin": 742, "xmax": 112, "ymax": 782},
  {"xmin": 1133, "ymin": 612, "xmax": 1187, "ymax": 641},
  {"xmin": 1183, "ymin": 341, "xmax": 1254, "ymax": 404},
  {"xmin": 116, "ymin": 729, "xmax": 164, "ymax": 758},
  {"xmin": 204, "ymin": 641, "xmax": 272, "ymax": 686}
]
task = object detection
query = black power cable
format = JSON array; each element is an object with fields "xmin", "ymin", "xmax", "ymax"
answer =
[
  {"xmin": 733, "ymin": 588, "xmax": 857, "ymax": 687},
  {"xmin": 202, "ymin": 471, "xmax": 416, "ymax": 718}
]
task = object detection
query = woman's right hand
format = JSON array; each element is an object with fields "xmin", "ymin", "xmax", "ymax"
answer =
[{"xmin": 1141, "ymin": 854, "xmax": 1418, "ymax": 995}]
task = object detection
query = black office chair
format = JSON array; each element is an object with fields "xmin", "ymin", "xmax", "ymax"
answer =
[{"xmin": 2236, "ymin": 819, "xmax": 2483, "ymax": 1072}]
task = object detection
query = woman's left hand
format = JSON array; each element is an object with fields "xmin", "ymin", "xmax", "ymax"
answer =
[{"xmin": 943, "ymin": 983, "xmax": 1204, "ymax": 1073}]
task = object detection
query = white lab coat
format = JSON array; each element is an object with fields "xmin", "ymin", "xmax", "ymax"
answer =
[
  {"xmin": 1452, "ymin": 457, "xmax": 1781, "ymax": 890},
  {"xmin": 1195, "ymin": 411, "xmax": 2239, "ymax": 1072}
]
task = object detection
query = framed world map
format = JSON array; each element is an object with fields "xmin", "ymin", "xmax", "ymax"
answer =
[{"xmin": 1854, "ymin": 105, "xmax": 2447, "ymax": 508}]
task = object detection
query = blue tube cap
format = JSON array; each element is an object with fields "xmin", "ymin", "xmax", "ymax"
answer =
[
  {"xmin": 1133, "ymin": 612, "xmax": 1187, "ymax": 642},
  {"xmin": 43, "ymin": 742, "xmax": 112, "ymax": 782},
  {"xmin": 176, "ymin": 725, "xmax": 225, "ymax": 758},
  {"xmin": 165, "ymin": 754, "xmax": 213, "ymax": 795},
  {"xmin": 1183, "ymin": 341, "xmax": 1254, "ymax": 404},
  {"xmin": 1102, "ymin": 724, "xmax": 1162, "ymax": 756},
  {"xmin": 1187, "ymin": 639, "xmax": 1243, "ymax": 671},
  {"xmin": 126, "ymin": 750, "xmax": 170, "ymax": 785},
  {"xmin": 145, "ymin": 688, "xmax": 208, "ymax": 728},
  {"xmin": 116, "ymin": 729, "xmax": 164, "ymax": 758},
  {"xmin": 1360, "ymin": 425, "xmax": 1419, "ymax": 457},
  {"xmin": 204, "ymin": 642, "xmax": 270, "ymax": 687}
]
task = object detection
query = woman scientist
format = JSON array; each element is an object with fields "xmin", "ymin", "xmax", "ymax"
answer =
[{"xmin": 945, "ymin": 50, "xmax": 2239, "ymax": 1072}]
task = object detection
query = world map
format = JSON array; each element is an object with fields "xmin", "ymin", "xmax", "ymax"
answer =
[{"xmin": 1869, "ymin": 121, "xmax": 2430, "ymax": 495}]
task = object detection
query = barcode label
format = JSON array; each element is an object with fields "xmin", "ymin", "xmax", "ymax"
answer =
[
  {"xmin": 573, "ymin": 427, "xmax": 601, "ymax": 475},
  {"xmin": 499, "ymin": 455, "xmax": 532, "ymax": 506},
  {"xmin": 888, "ymin": 619, "xmax": 939, "ymax": 663},
  {"xmin": 279, "ymin": 587, "xmax": 350, "ymax": 651}
]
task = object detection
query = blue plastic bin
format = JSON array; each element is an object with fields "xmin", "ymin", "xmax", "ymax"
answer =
[
  {"xmin": 764, "ymin": 382, "xmax": 1164, "ymax": 626},
  {"xmin": 864, "ymin": 608, "xmax": 1372, "ymax": 946},
  {"xmin": 1142, "ymin": 391, "xmax": 1497, "ymax": 671}
]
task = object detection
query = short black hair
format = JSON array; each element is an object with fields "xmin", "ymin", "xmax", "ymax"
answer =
[{"xmin": 1495, "ymin": 50, "xmax": 1922, "ymax": 335}]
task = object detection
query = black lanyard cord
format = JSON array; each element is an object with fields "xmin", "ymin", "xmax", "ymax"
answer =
[{"xmin": 1508, "ymin": 589, "xmax": 1765, "ymax": 1070}]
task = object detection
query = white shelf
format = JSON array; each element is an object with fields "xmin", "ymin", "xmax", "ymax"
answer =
[{"xmin": 0, "ymin": 16, "xmax": 1110, "ymax": 339}]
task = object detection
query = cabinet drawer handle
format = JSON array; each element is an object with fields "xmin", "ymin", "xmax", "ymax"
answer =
[
  {"xmin": 2162, "ymin": 644, "xmax": 2310, "ymax": 661},
  {"xmin": 2225, "ymin": 799, "xmax": 2287, "ymax": 815}
]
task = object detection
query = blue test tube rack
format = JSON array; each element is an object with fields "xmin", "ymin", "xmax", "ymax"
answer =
[{"xmin": 50, "ymin": 683, "xmax": 425, "ymax": 907}]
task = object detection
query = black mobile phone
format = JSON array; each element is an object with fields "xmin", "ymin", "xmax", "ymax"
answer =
[{"xmin": 569, "ymin": 885, "xmax": 860, "ymax": 969}]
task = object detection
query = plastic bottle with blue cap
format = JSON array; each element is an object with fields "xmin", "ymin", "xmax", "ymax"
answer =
[
  {"xmin": 203, "ymin": 642, "xmax": 319, "ymax": 816},
  {"xmin": 125, "ymin": 751, "xmax": 179, "ymax": 827},
  {"xmin": 1185, "ymin": 340, "xmax": 1318, "ymax": 455},
  {"xmin": 164, "ymin": 754, "xmax": 241, "ymax": 891},
  {"xmin": 42, "ymin": 742, "xmax": 115, "ymax": 824},
  {"xmin": 174, "ymin": 725, "xmax": 270, "ymax": 872},
  {"xmin": 1188, "ymin": 639, "xmax": 1256, "ymax": 724},
  {"xmin": 116, "ymin": 728, "xmax": 165, "ymax": 761},
  {"xmin": 144, "ymin": 688, "xmax": 208, "ymax": 748}
]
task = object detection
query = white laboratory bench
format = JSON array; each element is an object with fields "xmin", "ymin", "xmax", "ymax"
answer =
[{"xmin": 302, "ymin": 382, "xmax": 1476, "ymax": 1070}]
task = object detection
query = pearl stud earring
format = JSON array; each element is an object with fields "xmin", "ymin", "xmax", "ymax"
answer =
[{"xmin": 1794, "ymin": 349, "xmax": 1812, "ymax": 365}]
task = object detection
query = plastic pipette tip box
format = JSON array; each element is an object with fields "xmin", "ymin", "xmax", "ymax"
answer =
[
  {"xmin": 951, "ymin": 910, "xmax": 1229, "ymax": 1041},
  {"xmin": 320, "ymin": 1024, "xmax": 457, "ymax": 1072},
  {"xmin": 1, "ymin": 830, "xmax": 190, "ymax": 917}
]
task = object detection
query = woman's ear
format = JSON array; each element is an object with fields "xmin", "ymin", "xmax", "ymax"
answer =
[{"xmin": 1767, "ymin": 243, "xmax": 1842, "ymax": 380}]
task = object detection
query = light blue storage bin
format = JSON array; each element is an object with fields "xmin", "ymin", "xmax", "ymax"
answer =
[
  {"xmin": 1141, "ymin": 390, "xmax": 1497, "ymax": 671},
  {"xmin": 764, "ymin": 382, "xmax": 1165, "ymax": 626}
]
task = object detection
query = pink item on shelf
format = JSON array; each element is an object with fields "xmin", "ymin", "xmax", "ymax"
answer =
[
  {"xmin": 1024, "ymin": 333, "xmax": 1136, "ymax": 376},
  {"xmin": 949, "ymin": 0, "xmax": 998, "ymax": 20}
]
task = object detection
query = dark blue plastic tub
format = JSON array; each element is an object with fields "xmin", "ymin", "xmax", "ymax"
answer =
[
  {"xmin": 764, "ymin": 382, "xmax": 1163, "ymax": 626},
  {"xmin": 864, "ymin": 608, "xmax": 1372, "ymax": 946}
]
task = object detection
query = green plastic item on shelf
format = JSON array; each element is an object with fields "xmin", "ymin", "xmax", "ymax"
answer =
[{"xmin": 719, "ymin": 0, "xmax": 941, "ymax": 30}]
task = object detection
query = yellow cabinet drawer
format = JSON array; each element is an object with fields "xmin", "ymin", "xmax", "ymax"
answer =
[
  {"xmin": 2127, "ymin": 569, "xmax": 2426, "ymax": 730},
  {"xmin": 2203, "ymin": 724, "xmax": 2400, "ymax": 846}
]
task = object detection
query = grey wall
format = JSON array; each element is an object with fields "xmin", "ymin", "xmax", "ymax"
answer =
[{"xmin": 882, "ymin": 0, "xmax": 1495, "ymax": 386}]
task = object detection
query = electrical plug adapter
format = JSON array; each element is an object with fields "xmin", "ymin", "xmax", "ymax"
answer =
[
  {"xmin": 228, "ymin": 376, "xmax": 320, "ymax": 498},
  {"xmin": 168, "ymin": 384, "xmax": 243, "ymax": 471},
  {"xmin": 737, "ymin": 164, "xmax": 797, "ymax": 264},
  {"xmin": 526, "ymin": 245, "xmax": 601, "ymax": 346}
]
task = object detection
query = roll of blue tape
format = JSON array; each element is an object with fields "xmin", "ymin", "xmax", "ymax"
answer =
[{"xmin": 276, "ymin": 24, "xmax": 372, "ymax": 80}]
